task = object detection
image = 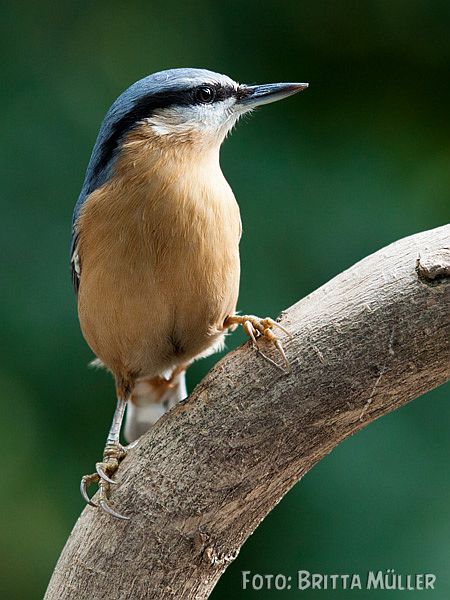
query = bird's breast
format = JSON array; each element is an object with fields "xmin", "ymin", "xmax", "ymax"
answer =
[
  {"xmin": 76, "ymin": 153, "xmax": 241, "ymax": 376},
  {"xmin": 147, "ymin": 169, "xmax": 242, "ymax": 332}
]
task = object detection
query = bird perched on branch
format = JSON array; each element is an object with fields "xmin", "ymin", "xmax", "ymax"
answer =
[{"xmin": 71, "ymin": 68, "xmax": 307, "ymax": 519}]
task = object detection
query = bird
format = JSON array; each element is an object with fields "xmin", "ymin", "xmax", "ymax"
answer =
[{"xmin": 71, "ymin": 68, "xmax": 308, "ymax": 519}]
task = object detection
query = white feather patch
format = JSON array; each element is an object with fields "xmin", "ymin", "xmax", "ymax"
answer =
[{"xmin": 146, "ymin": 97, "xmax": 241, "ymax": 139}]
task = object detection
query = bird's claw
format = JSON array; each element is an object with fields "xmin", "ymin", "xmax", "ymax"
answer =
[
  {"xmin": 98, "ymin": 498, "xmax": 129, "ymax": 521},
  {"xmin": 96, "ymin": 461, "xmax": 118, "ymax": 485},
  {"xmin": 80, "ymin": 442, "xmax": 129, "ymax": 520},
  {"xmin": 80, "ymin": 473, "xmax": 99, "ymax": 506},
  {"xmin": 226, "ymin": 315, "xmax": 292, "ymax": 373}
]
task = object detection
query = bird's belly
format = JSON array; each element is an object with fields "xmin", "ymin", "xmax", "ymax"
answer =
[{"xmin": 77, "ymin": 247, "xmax": 239, "ymax": 379}]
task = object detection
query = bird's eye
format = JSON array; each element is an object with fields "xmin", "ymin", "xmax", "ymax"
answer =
[{"xmin": 195, "ymin": 86, "xmax": 216, "ymax": 104}]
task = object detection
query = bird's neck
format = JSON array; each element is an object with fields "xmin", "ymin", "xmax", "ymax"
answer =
[
  {"xmin": 116, "ymin": 124, "xmax": 223, "ymax": 185},
  {"xmin": 108, "ymin": 124, "xmax": 236, "ymax": 223}
]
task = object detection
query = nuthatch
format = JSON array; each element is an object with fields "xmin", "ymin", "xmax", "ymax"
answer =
[{"xmin": 71, "ymin": 68, "xmax": 308, "ymax": 519}]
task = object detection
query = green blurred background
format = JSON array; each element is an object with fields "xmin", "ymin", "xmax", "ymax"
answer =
[{"xmin": 1, "ymin": 1, "xmax": 449, "ymax": 598}]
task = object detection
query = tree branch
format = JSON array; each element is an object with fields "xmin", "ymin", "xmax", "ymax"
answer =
[{"xmin": 46, "ymin": 225, "xmax": 450, "ymax": 600}]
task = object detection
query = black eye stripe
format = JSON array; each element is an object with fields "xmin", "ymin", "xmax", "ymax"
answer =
[{"xmin": 196, "ymin": 83, "xmax": 235, "ymax": 103}]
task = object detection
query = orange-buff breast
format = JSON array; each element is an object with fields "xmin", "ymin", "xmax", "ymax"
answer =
[{"xmin": 75, "ymin": 127, "xmax": 242, "ymax": 382}]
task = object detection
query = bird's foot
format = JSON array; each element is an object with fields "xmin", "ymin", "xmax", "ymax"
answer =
[
  {"xmin": 224, "ymin": 314, "xmax": 292, "ymax": 373},
  {"xmin": 80, "ymin": 441, "xmax": 129, "ymax": 520}
]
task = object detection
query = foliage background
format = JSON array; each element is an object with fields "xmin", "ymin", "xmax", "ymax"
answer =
[{"xmin": 1, "ymin": 1, "xmax": 449, "ymax": 598}]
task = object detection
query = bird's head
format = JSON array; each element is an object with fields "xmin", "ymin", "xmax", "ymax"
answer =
[{"xmin": 82, "ymin": 68, "xmax": 308, "ymax": 196}]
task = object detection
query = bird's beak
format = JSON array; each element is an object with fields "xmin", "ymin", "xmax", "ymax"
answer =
[{"xmin": 236, "ymin": 82, "xmax": 308, "ymax": 109}]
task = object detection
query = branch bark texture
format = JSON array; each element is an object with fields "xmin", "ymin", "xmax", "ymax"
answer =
[{"xmin": 46, "ymin": 225, "xmax": 450, "ymax": 600}]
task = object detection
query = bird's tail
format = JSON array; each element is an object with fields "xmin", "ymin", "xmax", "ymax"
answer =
[{"xmin": 124, "ymin": 370, "xmax": 187, "ymax": 443}]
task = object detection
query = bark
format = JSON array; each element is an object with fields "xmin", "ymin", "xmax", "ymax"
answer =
[{"xmin": 45, "ymin": 224, "xmax": 450, "ymax": 600}]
